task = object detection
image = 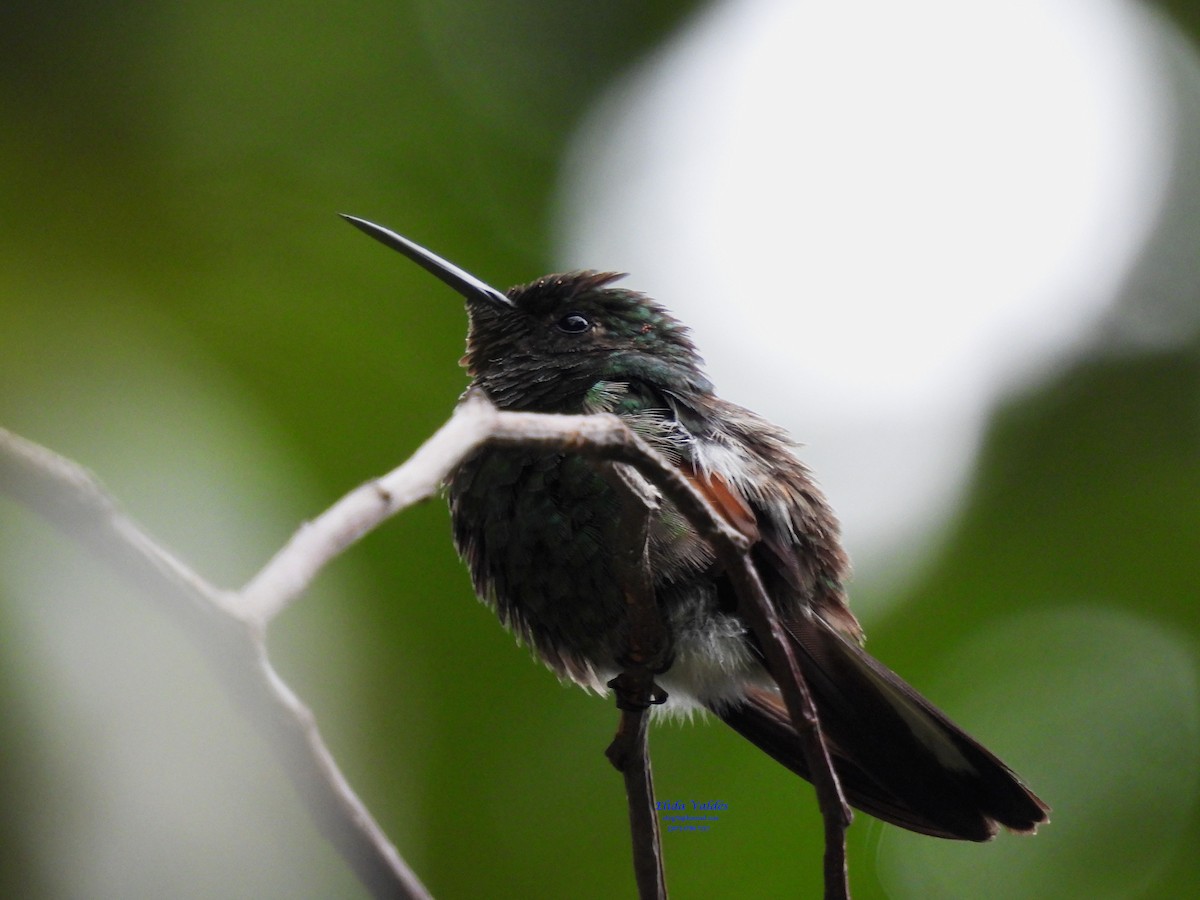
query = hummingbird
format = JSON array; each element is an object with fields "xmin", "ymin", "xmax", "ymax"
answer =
[{"xmin": 343, "ymin": 214, "xmax": 1049, "ymax": 841}]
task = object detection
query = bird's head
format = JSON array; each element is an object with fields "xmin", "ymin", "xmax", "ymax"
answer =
[{"xmin": 343, "ymin": 216, "xmax": 710, "ymax": 411}]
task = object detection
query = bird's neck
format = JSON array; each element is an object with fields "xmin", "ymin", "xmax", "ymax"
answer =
[{"xmin": 472, "ymin": 352, "xmax": 711, "ymax": 417}]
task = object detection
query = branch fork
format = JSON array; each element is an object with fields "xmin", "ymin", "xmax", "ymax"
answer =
[{"xmin": 0, "ymin": 389, "xmax": 852, "ymax": 900}]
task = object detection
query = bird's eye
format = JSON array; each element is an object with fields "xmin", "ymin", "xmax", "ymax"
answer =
[{"xmin": 556, "ymin": 312, "xmax": 593, "ymax": 334}]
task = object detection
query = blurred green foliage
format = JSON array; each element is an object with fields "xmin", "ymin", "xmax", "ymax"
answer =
[{"xmin": 2, "ymin": 1, "xmax": 1198, "ymax": 898}]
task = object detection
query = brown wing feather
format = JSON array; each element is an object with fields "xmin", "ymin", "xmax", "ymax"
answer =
[{"xmin": 678, "ymin": 462, "xmax": 760, "ymax": 542}]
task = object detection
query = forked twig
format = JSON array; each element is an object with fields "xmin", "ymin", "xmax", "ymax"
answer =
[
  {"xmin": 583, "ymin": 419, "xmax": 853, "ymax": 900},
  {"xmin": 0, "ymin": 426, "xmax": 432, "ymax": 900},
  {"xmin": 0, "ymin": 390, "xmax": 851, "ymax": 899}
]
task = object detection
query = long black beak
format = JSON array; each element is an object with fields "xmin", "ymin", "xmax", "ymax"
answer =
[{"xmin": 341, "ymin": 214, "xmax": 512, "ymax": 308}]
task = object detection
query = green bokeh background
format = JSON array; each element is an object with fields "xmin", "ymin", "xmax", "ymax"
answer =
[{"xmin": 2, "ymin": 2, "xmax": 1198, "ymax": 897}]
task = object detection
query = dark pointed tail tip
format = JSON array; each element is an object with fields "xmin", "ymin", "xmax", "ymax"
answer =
[
  {"xmin": 1005, "ymin": 819, "xmax": 1048, "ymax": 838},
  {"xmin": 996, "ymin": 788, "xmax": 1050, "ymax": 838},
  {"xmin": 339, "ymin": 213, "xmax": 512, "ymax": 308}
]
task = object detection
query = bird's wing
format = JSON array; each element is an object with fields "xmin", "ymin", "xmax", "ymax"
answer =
[{"xmin": 714, "ymin": 619, "xmax": 1050, "ymax": 840}]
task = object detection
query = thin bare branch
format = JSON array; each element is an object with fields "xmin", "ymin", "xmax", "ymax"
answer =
[
  {"xmin": 239, "ymin": 390, "xmax": 640, "ymax": 624},
  {"xmin": 2, "ymin": 387, "xmax": 853, "ymax": 899},
  {"xmin": 583, "ymin": 429, "xmax": 854, "ymax": 899},
  {"xmin": 600, "ymin": 462, "xmax": 669, "ymax": 900},
  {"xmin": 607, "ymin": 709, "xmax": 667, "ymax": 900},
  {"xmin": 0, "ymin": 426, "xmax": 433, "ymax": 900},
  {"xmin": 240, "ymin": 390, "xmax": 499, "ymax": 622}
]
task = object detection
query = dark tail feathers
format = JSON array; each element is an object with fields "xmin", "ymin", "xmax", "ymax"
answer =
[{"xmin": 711, "ymin": 618, "xmax": 1049, "ymax": 841}]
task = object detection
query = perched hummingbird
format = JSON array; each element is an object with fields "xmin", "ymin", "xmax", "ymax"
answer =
[{"xmin": 343, "ymin": 214, "xmax": 1049, "ymax": 841}]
